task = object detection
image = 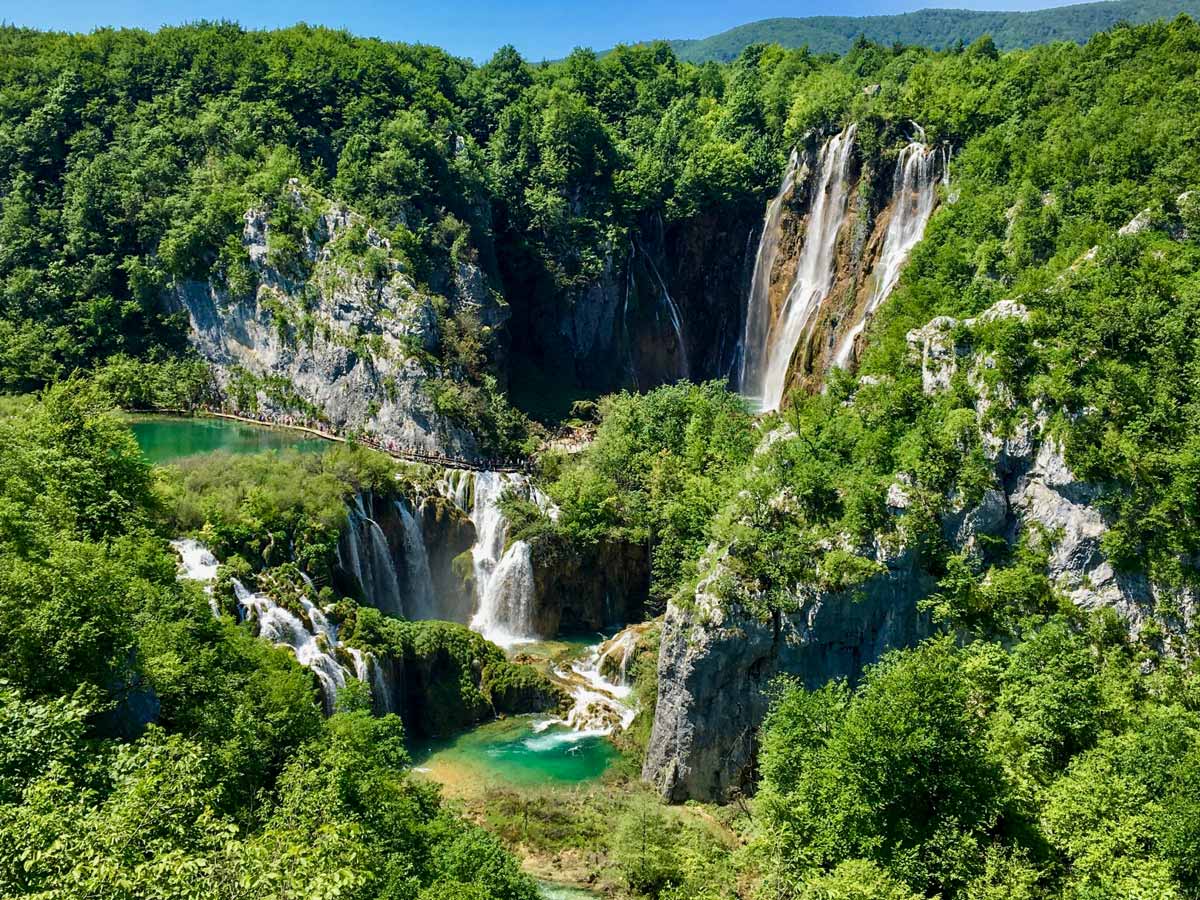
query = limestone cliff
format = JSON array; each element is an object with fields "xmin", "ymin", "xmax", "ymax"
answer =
[
  {"xmin": 644, "ymin": 299, "xmax": 1197, "ymax": 802},
  {"xmin": 167, "ymin": 181, "xmax": 507, "ymax": 457},
  {"xmin": 528, "ymin": 536, "xmax": 650, "ymax": 635}
]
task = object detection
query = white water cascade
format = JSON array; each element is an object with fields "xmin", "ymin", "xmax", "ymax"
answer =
[
  {"xmin": 742, "ymin": 124, "xmax": 858, "ymax": 412},
  {"xmin": 340, "ymin": 495, "xmax": 404, "ymax": 617},
  {"xmin": 395, "ymin": 499, "xmax": 436, "ymax": 620},
  {"xmin": 545, "ymin": 627, "xmax": 641, "ymax": 736},
  {"xmin": 171, "ymin": 539, "xmax": 221, "ymax": 616},
  {"xmin": 832, "ymin": 131, "xmax": 946, "ymax": 369},
  {"xmin": 466, "ymin": 471, "xmax": 541, "ymax": 648},
  {"xmin": 171, "ymin": 540, "xmax": 390, "ymax": 714},
  {"xmin": 738, "ymin": 148, "xmax": 801, "ymax": 393}
]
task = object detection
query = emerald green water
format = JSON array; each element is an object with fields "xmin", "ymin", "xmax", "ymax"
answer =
[
  {"xmin": 129, "ymin": 416, "xmax": 327, "ymax": 464},
  {"xmin": 412, "ymin": 717, "xmax": 616, "ymax": 790}
]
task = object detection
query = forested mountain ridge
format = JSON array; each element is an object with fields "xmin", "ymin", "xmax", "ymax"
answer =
[{"xmin": 661, "ymin": 0, "xmax": 1200, "ymax": 61}]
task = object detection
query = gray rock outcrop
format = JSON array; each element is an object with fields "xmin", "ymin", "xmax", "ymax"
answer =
[{"xmin": 167, "ymin": 184, "xmax": 506, "ymax": 457}]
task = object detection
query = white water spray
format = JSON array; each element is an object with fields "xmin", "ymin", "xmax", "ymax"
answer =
[
  {"xmin": 171, "ymin": 538, "xmax": 221, "ymax": 616},
  {"xmin": 738, "ymin": 148, "xmax": 801, "ymax": 394},
  {"xmin": 746, "ymin": 124, "xmax": 858, "ymax": 411},
  {"xmin": 545, "ymin": 627, "xmax": 642, "ymax": 735},
  {"xmin": 832, "ymin": 135, "xmax": 944, "ymax": 369}
]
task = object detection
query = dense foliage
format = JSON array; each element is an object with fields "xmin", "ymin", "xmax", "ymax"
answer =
[
  {"xmin": 521, "ymin": 381, "xmax": 756, "ymax": 610},
  {"xmin": 0, "ymin": 22, "xmax": 779, "ymax": 419},
  {"xmin": 757, "ymin": 625, "xmax": 1200, "ymax": 899},
  {"xmin": 0, "ymin": 385, "xmax": 538, "ymax": 899}
]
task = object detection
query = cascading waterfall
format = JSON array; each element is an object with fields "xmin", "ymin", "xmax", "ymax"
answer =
[
  {"xmin": 545, "ymin": 627, "xmax": 641, "ymax": 736},
  {"xmin": 395, "ymin": 499, "xmax": 436, "ymax": 620},
  {"xmin": 172, "ymin": 540, "xmax": 390, "ymax": 714},
  {"xmin": 832, "ymin": 132, "xmax": 946, "ymax": 369},
  {"xmin": 171, "ymin": 538, "xmax": 221, "ymax": 616},
  {"xmin": 738, "ymin": 148, "xmax": 801, "ymax": 393},
  {"xmin": 234, "ymin": 580, "xmax": 349, "ymax": 712},
  {"xmin": 466, "ymin": 470, "xmax": 540, "ymax": 648},
  {"xmin": 341, "ymin": 495, "xmax": 405, "ymax": 617},
  {"xmin": 743, "ymin": 124, "xmax": 858, "ymax": 412}
]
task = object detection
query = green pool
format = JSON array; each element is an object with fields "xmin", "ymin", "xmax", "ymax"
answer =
[
  {"xmin": 411, "ymin": 717, "xmax": 617, "ymax": 792},
  {"xmin": 129, "ymin": 415, "xmax": 328, "ymax": 464}
]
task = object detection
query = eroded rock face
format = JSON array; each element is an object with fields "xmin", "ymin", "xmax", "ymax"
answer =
[
  {"xmin": 644, "ymin": 542, "xmax": 934, "ymax": 803},
  {"xmin": 506, "ymin": 209, "xmax": 760, "ymax": 395},
  {"xmin": 644, "ymin": 298, "xmax": 1196, "ymax": 803},
  {"xmin": 167, "ymin": 186, "xmax": 505, "ymax": 458},
  {"xmin": 529, "ymin": 536, "xmax": 650, "ymax": 636}
]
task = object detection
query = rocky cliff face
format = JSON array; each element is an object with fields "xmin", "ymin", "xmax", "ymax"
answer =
[
  {"xmin": 504, "ymin": 208, "xmax": 761, "ymax": 397},
  {"xmin": 643, "ymin": 540, "xmax": 934, "ymax": 802},
  {"xmin": 644, "ymin": 298, "xmax": 1197, "ymax": 803},
  {"xmin": 529, "ymin": 536, "xmax": 650, "ymax": 635},
  {"xmin": 167, "ymin": 182, "xmax": 506, "ymax": 457}
]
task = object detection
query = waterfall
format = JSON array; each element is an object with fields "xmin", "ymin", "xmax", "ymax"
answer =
[
  {"xmin": 234, "ymin": 580, "xmax": 348, "ymax": 713},
  {"xmin": 471, "ymin": 539, "xmax": 537, "ymax": 649},
  {"xmin": 342, "ymin": 496, "xmax": 404, "ymax": 618},
  {"xmin": 465, "ymin": 470, "xmax": 537, "ymax": 647},
  {"xmin": 744, "ymin": 124, "xmax": 858, "ymax": 412},
  {"xmin": 348, "ymin": 646, "xmax": 393, "ymax": 714},
  {"xmin": 171, "ymin": 540, "xmax": 389, "ymax": 714},
  {"xmin": 738, "ymin": 148, "xmax": 801, "ymax": 394},
  {"xmin": 639, "ymin": 246, "xmax": 690, "ymax": 380},
  {"xmin": 545, "ymin": 628, "xmax": 641, "ymax": 735},
  {"xmin": 832, "ymin": 135, "xmax": 944, "ymax": 369},
  {"xmin": 171, "ymin": 538, "xmax": 221, "ymax": 616},
  {"xmin": 437, "ymin": 469, "xmax": 473, "ymax": 513},
  {"xmin": 395, "ymin": 500, "xmax": 436, "ymax": 620}
]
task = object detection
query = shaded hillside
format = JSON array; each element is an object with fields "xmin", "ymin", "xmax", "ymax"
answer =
[{"xmin": 664, "ymin": 0, "xmax": 1200, "ymax": 60}]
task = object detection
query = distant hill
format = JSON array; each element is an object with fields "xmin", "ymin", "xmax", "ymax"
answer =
[{"xmin": 660, "ymin": 0, "xmax": 1200, "ymax": 61}]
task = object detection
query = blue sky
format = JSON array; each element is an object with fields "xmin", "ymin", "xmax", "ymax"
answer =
[{"xmin": 3, "ymin": 0, "xmax": 1081, "ymax": 61}]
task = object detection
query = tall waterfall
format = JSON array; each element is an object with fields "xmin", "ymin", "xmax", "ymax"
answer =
[
  {"xmin": 832, "ymin": 134, "xmax": 945, "ymax": 369},
  {"xmin": 395, "ymin": 499, "xmax": 436, "ymax": 620},
  {"xmin": 466, "ymin": 471, "xmax": 540, "ymax": 648},
  {"xmin": 742, "ymin": 124, "xmax": 858, "ymax": 412},
  {"xmin": 738, "ymin": 148, "xmax": 801, "ymax": 393}
]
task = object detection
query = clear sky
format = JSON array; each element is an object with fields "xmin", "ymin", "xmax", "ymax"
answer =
[{"xmin": 3, "ymin": 0, "xmax": 1083, "ymax": 61}]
